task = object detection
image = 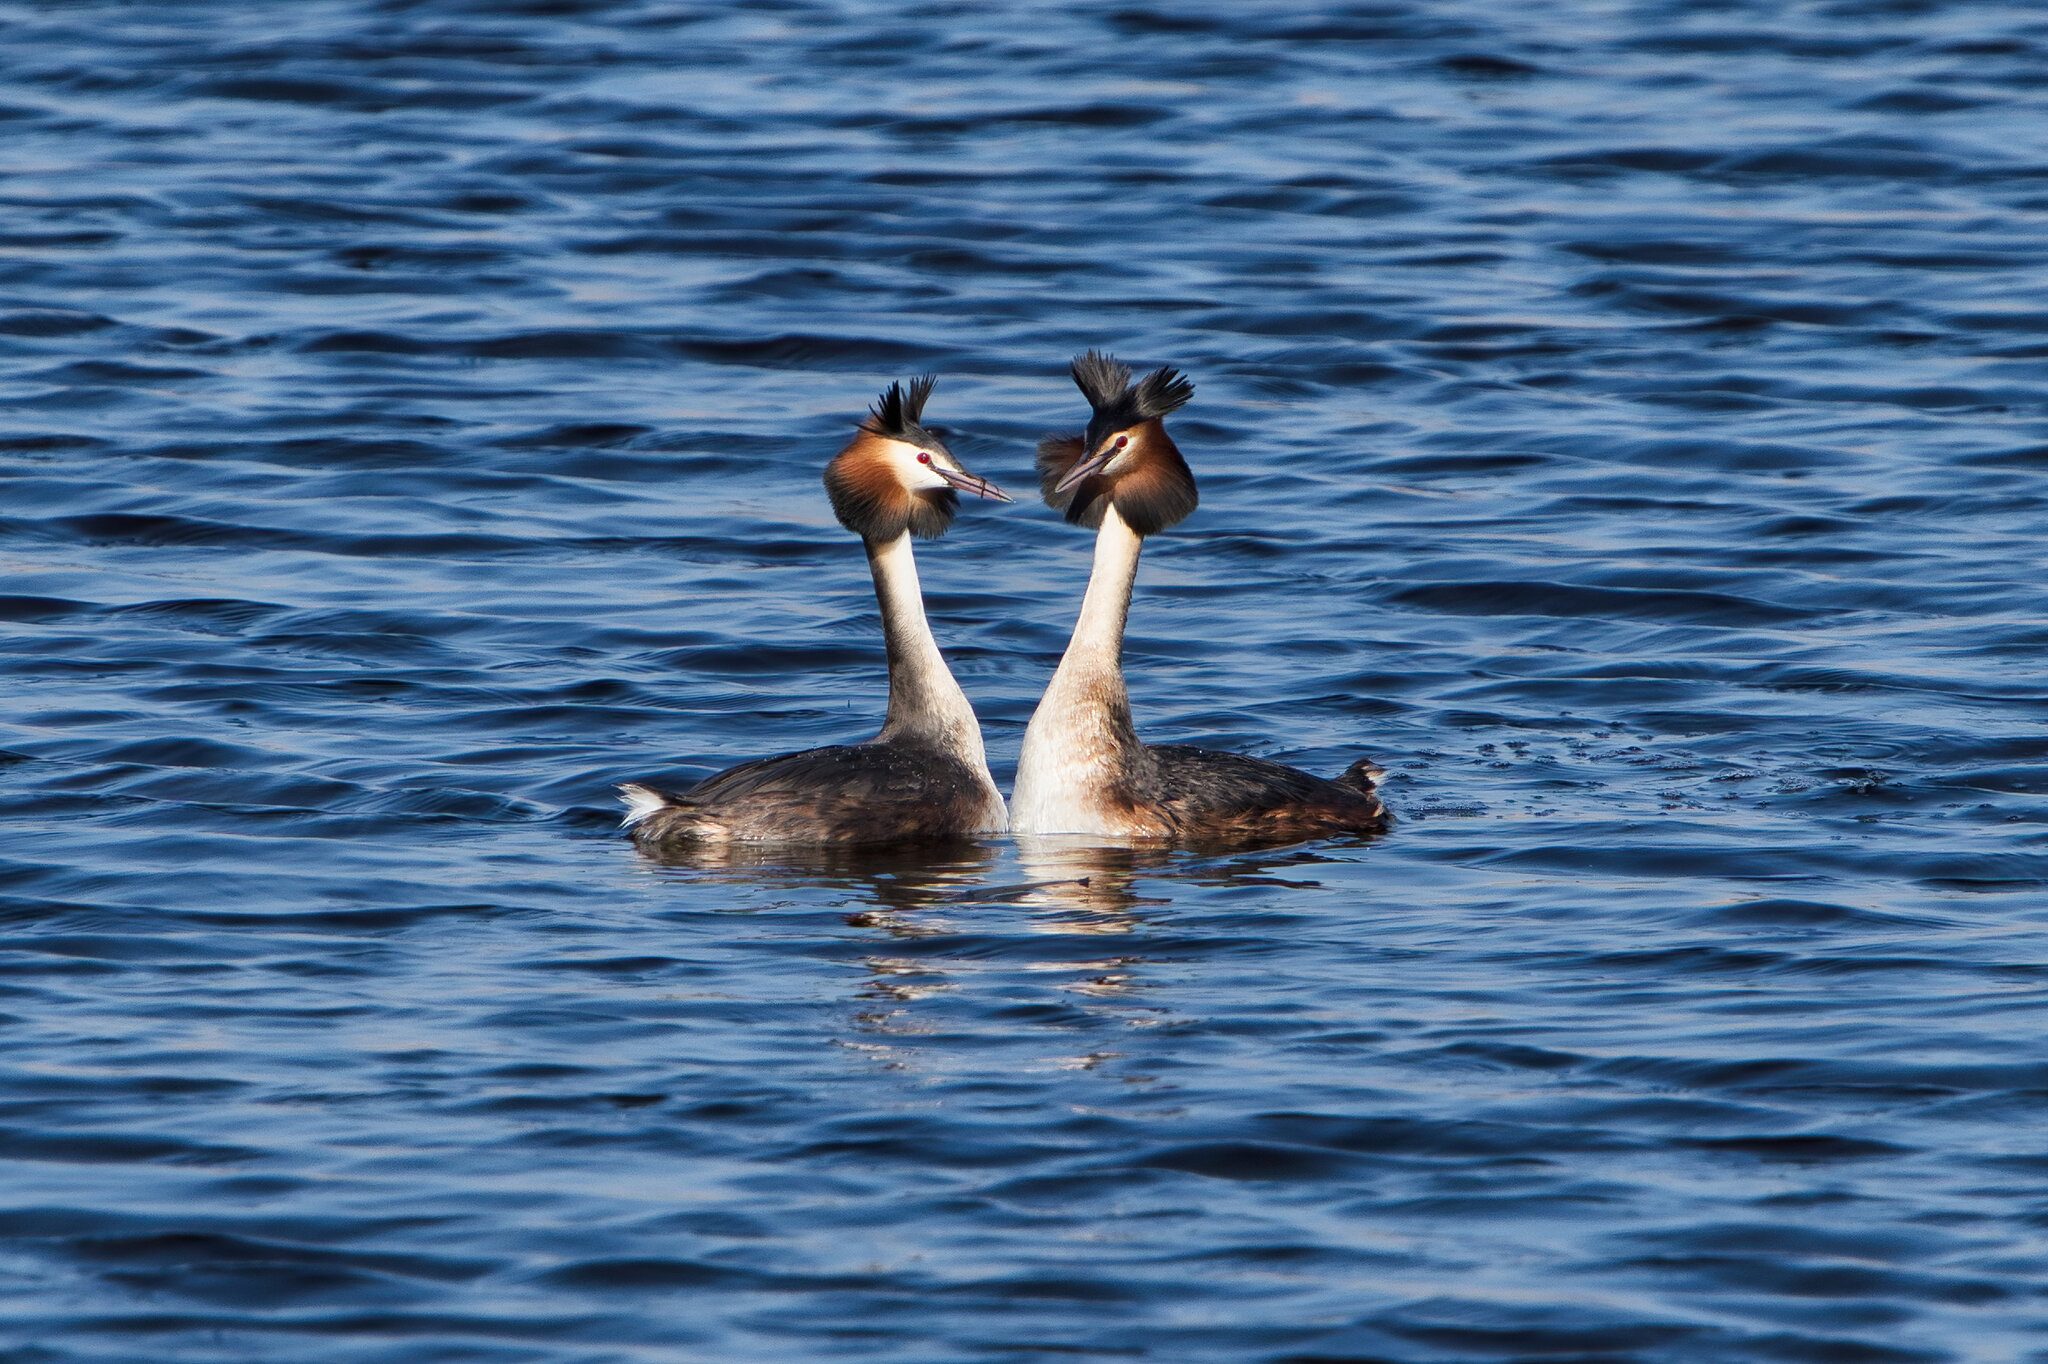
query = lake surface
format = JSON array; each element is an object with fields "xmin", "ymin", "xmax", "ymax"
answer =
[{"xmin": 4, "ymin": 1, "xmax": 2048, "ymax": 1359}]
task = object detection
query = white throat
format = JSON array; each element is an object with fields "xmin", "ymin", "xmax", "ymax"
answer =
[
  {"xmin": 1011, "ymin": 506, "xmax": 1146, "ymax": 834},
  {"xmin": 867, "ymin": 532, "xmax": 995, "ymax": 776}
]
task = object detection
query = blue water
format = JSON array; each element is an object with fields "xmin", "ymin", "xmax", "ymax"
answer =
[{"xmin": 5, "ymin": 2, "xmax": 2048, "ymax": 1359}]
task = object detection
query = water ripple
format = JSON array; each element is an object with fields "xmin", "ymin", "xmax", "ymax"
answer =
[{"xmin": 2, "ymin": 0, "xmax": 2047, "ymax": 1360}]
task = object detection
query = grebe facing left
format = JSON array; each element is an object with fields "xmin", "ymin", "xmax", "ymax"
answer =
[
  {"xmin": 621, "ymin": 376, "xmax": 1012, "ymax": 849},
  {"xmin": 1011, "ymin": 351, "xmax": 1388, "ymax": 844}
]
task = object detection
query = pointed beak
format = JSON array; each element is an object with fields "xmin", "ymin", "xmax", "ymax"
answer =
[
  {"xmin": 1053, "ymin": 446, "xmax": 1114, "ymax": 496},
  {"xmin": 935, "ymin": 465, "xmax": 1012, "ymax": 502}
]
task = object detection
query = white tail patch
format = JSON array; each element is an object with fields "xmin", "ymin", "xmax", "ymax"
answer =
[
  {"xmin": 1344, "ymin": 758, "xmax": 1386, "ymax": 791},
  {"xmin": 617, "ymin": 783, "xmax": 670, "ymax": 829}
]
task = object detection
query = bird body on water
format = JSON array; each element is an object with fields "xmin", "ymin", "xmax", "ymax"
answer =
[
  {"xmin": 1012, "ymin": 352, "xmax": 1388, "ymax": 844},
  {"xmin": 622, "ymin": 377, "xmax": 1010, "ymax": 848}
]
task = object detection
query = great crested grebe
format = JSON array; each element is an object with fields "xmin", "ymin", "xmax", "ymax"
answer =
[
  {"xmin": 1010, "ymin": 351, "xmax": 1388, "ymax": 843},
  {"xmin": 621, "ymin": 376, "xmax": 1012, "ymax": 847}
]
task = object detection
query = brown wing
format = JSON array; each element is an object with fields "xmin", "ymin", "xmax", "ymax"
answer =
[
  {"xmin": 633, "ymin": 740, "xmax": 995, "ymax": 847},
  {"xmin": 1137, "ymin": 744, "xmax": 1388, "ymax": 845}
]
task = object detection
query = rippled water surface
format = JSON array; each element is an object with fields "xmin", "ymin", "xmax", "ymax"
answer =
[{"xmin": 6, "ymin": 2, "xmax": 2048, "ymax": 1359}]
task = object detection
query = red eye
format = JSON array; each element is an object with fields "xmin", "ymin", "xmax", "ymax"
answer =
[
  {"xmin": 1112, "ymin": 436, "xmax": 1128, "ymax": 452},
  {"xmin": 916, "ymin": 451, "xmax": 931, "ymax": 464}
]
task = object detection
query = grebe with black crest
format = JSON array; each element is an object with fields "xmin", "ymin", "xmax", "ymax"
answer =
[
  {"xmin": 621, "ymin": 376, "xmax": 1012, "ymax": 848},
  {"xmin": 1011, "ymin": 351, "xmax": 1388, "ymax": 844}
]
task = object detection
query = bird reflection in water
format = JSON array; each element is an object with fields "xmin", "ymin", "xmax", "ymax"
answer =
[
  {"xmin": 630, "ymin": 838, "xmax": 998, "ymax": 924},
  {"xmin": 632, "ymin": 832, "xmax": 1368, "ymax": 935},
  {"xmin": 1013, "ymin": 835, "xmax": 1360, "ymax": 919},
  {"xmin": 631, "ymin": 840, "xmax": 998, "ymax": 1042},
  {"xmin": 633, "ymin": 835, "xmax": 1374, "ymax": 1069}
]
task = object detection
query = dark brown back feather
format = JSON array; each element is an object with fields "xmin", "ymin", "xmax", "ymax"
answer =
[
  {"xmin": 1137, "ymin": 744, "xmax": 1389, "ymax": 843},
  {"xmin": 629, "ymin": 739, "xmax": 995, "ymax": 847}
]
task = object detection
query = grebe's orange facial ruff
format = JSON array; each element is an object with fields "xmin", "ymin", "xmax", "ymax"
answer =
[
  {"xmin": 1036, "ymin": 352, "xmax": 1198, "ymax": 535},
  {"xmin": 824, "ymin": 375, "xmax": 1010, "ymax": 541}
]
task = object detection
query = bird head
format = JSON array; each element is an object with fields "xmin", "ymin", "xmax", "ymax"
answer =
[
  {"xmin": 1035, "ymin": 350, "xmax": 1196, "ymax": 535},
  {"xmin": 824, "ymin": 375, "xmax": 1010, "ymax": 540}
]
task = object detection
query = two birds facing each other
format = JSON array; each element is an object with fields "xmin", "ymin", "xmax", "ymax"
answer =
[{"xmin": 620, "ymin": 351, "xmax": 1389, "ymax": 851}]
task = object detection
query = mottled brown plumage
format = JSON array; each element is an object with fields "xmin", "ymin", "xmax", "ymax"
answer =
[
  {"xmin": 1107, "ymin": 746, "xmax": 1387, "ymax": 842},
  {"xmin": 622, "ymin": 739, "xmax": 999, "ymax": 849}
]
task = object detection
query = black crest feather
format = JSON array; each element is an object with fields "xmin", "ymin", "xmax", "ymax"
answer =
[
  {"xmin": 863, "ymin": 374, "xmax": 937, "ymax": 443},
  {"xmin": 1070, "ymin": 351, "xmax": 1195, "ymax": 437},
  {"xmin": 1131, "ymin": 365, "xmax": 1195, "ymax": 420},
  {"xmin": 1070, "ymin": 351, "xmax": 1132, "ymax": 413}
]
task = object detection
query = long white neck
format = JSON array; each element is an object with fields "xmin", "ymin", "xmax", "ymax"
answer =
[
  {"xmin": 1055, "ymin": 505, "xmax": 1144, "ymax": 692},
  {"xmin": 867, "ymin": 532, "xmax": 988, "ymax": 769},
  {"xmin": 1011, "ymin": 507, "xmax": 1146, "ymax": 833}
]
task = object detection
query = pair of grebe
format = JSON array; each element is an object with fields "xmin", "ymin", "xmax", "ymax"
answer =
[{"xmin": 620, "ymin": 354, "xmax": 1387, "ymax": 850}]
